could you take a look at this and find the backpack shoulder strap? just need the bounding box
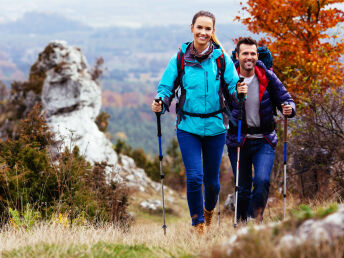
[216,53,237,127]
[176,49,184,74]
[216,53,226,80]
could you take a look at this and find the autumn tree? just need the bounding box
[236,0,344,102]
[236,0,344,199]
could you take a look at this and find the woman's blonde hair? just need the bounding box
[192,11,226,53]
[211,34,226,53]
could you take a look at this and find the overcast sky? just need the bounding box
[0,0,244,27]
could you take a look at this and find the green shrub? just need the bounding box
[0,105,131,227]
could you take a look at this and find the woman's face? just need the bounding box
[191,16,214,49]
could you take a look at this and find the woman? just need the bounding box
[152,10,247,233]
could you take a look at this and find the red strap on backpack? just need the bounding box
[177,49,185,73]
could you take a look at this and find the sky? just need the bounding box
[0,0,244,27]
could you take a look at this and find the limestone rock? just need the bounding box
[223,193,235,212]
[225,205,344,256]
[140,199,163,211]
[34,41,116,168]
[279,205,344,248]
[34,40,174,197]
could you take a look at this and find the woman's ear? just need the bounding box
[191,24,194,33]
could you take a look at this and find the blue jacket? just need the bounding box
[156,42,239,137]
[226,60,296,148]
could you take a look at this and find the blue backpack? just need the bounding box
[231,46,273,70]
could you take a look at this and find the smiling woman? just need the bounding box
[151,10,244,233]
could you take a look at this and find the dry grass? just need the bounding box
[0,194,342,257]
[0,216,237,257]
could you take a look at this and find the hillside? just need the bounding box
[0,12,253,153]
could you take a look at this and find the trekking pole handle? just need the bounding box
[283,101,289,142]
[154,98,162,137]
[237,77,245,100]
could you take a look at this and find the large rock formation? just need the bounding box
[32,41,164,194]
[38,41,116,166]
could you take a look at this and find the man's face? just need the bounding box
[236,44,258,73]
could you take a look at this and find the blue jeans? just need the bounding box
[177,129,225,226]
[227,138,275,221]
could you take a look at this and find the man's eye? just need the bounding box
[206,28,211,31]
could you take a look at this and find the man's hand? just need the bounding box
[152,100,162,113]
[237,81,248,98]
[281,103,292,116]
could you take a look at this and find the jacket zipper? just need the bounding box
[205,71,208,115]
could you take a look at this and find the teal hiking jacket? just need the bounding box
[156,42,239,137]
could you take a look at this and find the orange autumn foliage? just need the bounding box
[236,0,344,103]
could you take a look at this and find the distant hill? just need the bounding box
[0,12,91,34]
[0,12,254,153]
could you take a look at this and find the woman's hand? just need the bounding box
[152,100,162,113]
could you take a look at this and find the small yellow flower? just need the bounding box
[9,217,17,228]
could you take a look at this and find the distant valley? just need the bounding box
[0,12,253,153]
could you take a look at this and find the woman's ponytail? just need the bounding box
[211,34,226,53]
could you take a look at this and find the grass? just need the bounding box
[0,219,233,257]
[3,243,156,258]
[0,194,343,257]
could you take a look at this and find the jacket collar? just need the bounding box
[235,60,269,102]
[182,41,223,62]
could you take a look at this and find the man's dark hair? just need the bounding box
[235,37,258,54]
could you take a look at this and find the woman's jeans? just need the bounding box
[227,138,275,221]
[177,129,225,226]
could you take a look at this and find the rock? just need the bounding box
[140,199,163,211]
[34,40,115,167]
[225,205,344,256]
[279,205,344,248]
[223,193,235,212]
[30,40,177,201]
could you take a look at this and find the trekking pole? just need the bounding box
[283,102,289,220]
[155,99,167,235]
[234,77,244,229]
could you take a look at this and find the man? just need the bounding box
[226,37,296,222]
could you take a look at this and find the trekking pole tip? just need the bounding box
[162,224,167,235]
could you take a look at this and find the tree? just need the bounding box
[236,0,344,102]
[236,0,344,199]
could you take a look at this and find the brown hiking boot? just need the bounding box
[204,208,214,227]
[194,222,205,235]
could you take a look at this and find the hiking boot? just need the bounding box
[204,208,214,227]
[193,222,205,235]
